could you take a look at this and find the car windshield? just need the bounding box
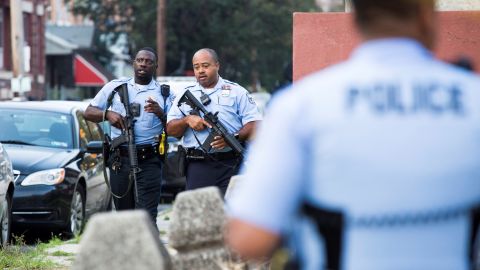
[0,109,73,149]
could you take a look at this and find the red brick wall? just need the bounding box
[293,11,480,81]
[0,0,46,99]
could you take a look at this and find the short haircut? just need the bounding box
[352,0,427,29]
[197,48,219,63]
[136,47,158,62]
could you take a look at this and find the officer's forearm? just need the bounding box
[237,121,258,142]
[226,218,280,261]
[84,105,106,123]
[166,118,189,138]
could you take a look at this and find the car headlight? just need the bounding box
[21,168,65,186]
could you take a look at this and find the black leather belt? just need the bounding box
[186,148,238,161]
[118,144,158,161]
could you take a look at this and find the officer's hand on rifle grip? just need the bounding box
[186,115,212,131]
[211,135,227,150]
[106,110,126,130]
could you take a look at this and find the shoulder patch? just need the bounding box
[247,94,256,105]
[170,93,176,102]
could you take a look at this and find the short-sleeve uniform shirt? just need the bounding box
[90,78,173,145]
[228,39,480,270]
[167,77,262,149]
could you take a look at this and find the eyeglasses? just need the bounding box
[134,58,155,66]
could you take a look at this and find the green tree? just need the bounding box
[67,0,157,69]
[68,0,316,91]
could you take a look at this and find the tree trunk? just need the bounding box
[156,0,167,76]
[250,48,259,92]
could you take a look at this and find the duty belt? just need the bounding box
[185,148,238,161]
[303,203,480,228]
[301,202,480,270]
[118,144,159,161]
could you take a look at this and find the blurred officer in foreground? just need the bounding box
[84,47,172,224]
[167,48,262,195]
[227,1,480,269]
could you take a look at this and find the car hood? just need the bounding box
[3,144,80,174]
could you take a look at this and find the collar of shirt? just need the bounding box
[127,77,158,92]
[350,38,433,64]
[193,76,225,94]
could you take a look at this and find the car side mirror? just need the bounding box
[86,141,103,154]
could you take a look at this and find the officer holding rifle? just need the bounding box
[84,47,172,225]
[167,48,262,195]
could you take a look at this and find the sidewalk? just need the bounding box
[44,204,173,268]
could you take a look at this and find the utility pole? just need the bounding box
[10,0,26,99]
[10,0,25,79]
[156,0,166,77]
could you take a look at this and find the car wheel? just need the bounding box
[68,185,85,236]
[1,193,12,247]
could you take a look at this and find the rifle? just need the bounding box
[109,83,140,202]
[178,90,245,157]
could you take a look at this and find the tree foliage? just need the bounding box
[68,0,317,91]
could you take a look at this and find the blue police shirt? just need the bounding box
[90,77,173,145]
[167,77,262,149]
[228,38,480,270]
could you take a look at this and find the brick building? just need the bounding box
[0,0,47,100]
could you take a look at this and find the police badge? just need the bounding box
[221,84,231,97]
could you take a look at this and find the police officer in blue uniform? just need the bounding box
[167,48,262,195]
[227,1,480,269]
[84,47,172,224]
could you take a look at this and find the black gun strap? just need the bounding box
[102,160,135,199]
[302,202,344,270]
[117,83,129,111]
[469,205,480,267]
[162,94,167,133]
[162,93,169,142]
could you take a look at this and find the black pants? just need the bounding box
[109,156,162,225]
[186,157,241,196]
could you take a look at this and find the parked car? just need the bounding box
[0,142,14,246]
[0,101,111,236]
[161,137,186,201]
